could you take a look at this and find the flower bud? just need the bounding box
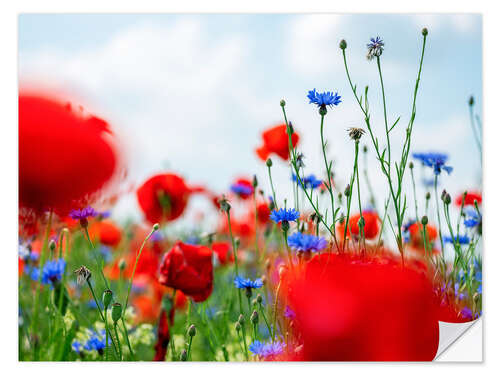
[319,106,327,116]
[422,27,428,36]
[266,158,273,167]
[111,302,122,323]
[256,293,263,304]
[421,215,428,226]
[218,195,231,212]
[250,310,259,325]
[153,223,160,231]
[425,192,431,200]
[238,314,245,325]
[49,239,56,252]
[235,237,240,248]
[409,161,414,169]
[280,99,286,107]
[363,145,368,153]
[102,289,113,309]
[339,39,347,50]
[235,322,241,332]
[188,324,196,337]
[252,175,258,188]
[469,96,474,106]
[281,220,290,232]
[180,349,188,361]
[344,184,351,197]
[441,189,447,201]
[118,258,126,271]
[444,193,451,205]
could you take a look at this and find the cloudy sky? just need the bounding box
[18,14,482,231]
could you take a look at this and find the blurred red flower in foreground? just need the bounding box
[158,241,213,302]
[287,253,439,361]
[19,92,120,216]
[255,124,299,161]
[337,210,380,240]
[230,178,254,199]
[256,202,271,224]
[455,191,482,207]
[137,173,192,224]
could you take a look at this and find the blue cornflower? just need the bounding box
[412,152,453,176]
[249,340,285,359]
[287,232,327,253]
[41,259,66,284]
[444,235,470,245]
[270,208,300,224]
[84,330,109,352]
[292,174,322,189]
[230,182,253,197]
[72,341,82,354]
[307,89,341,109]
[464,208,481,228]
[69,206,98,221]
[234,276,263,290]
[284,305,296,320]
[99,246,112,262]
[367,36,384,60]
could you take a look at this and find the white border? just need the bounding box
[3,0,498,373]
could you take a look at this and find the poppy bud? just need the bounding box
[280,99,286,107]
[444,193,451,205]
[441,189,447,201]
[188,324,196,337]
[288,122,294,135]
[344,184,351,197]
[118,258,126,271]
[235,237,240,248]
[256,293,263,304]
[180,349,188,361]
[252,175,258,188]
[421,216,428,226]
[363,145,368,153]
[238,314,245,325]
[469,96,474,106]
[266,158,273,168]
[409,162,414,169]
[102,289,113,309]
[422,27,428,36]
[49,239,56,252]
[251,310,259,325]
[153,223,160,231]
[111,302,122,323]
[425,192,431,200]
[339,39,347,50]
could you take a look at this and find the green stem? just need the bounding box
[354,142,366,254]
[226,210,243,314]
[113,323,122,360]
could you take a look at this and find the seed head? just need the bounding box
[74,266,91,285]
[347,127,365,141]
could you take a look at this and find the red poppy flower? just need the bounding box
[337,210,380,240]
[158,241,213,302]
[89,220,122,247]
[137,173,191,224]
[212,242,234,265]
[255,124,299,161]
[287,253,439,361]
[408,222,438,250]
[256,202,271,224]
[455,191,482,207]
[19,92,121,216]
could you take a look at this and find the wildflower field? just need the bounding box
[18,23,482,362]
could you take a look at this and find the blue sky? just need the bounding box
[18,14,482,230]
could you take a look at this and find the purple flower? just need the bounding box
[367,36,384,60]
[69,206,97,227]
